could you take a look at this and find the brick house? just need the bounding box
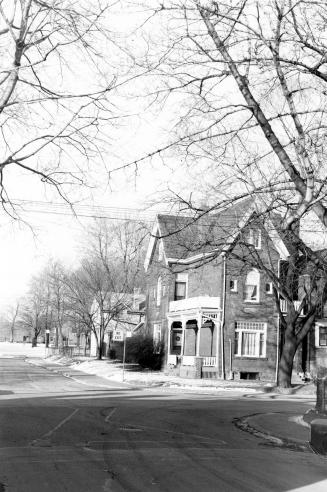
[144,200,294,381]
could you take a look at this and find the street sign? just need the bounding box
[126,331,132,338]
[112,329,124,342]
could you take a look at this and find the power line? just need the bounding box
[8,199,327,233]
[10,199,167,222]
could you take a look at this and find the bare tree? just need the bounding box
[87,219,148,292]
[122,0,327,387]
[63,258,129,360]
[47,260,68,348]
[19,276,50,345]
[0,0,120,212]
[5,301,20,342]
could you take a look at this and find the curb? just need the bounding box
[233,413,310,452]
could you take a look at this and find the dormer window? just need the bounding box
[244,269,260,302]
[248,229,261,250]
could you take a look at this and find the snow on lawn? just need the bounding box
[0,341,46,358]
[43,356,260,393]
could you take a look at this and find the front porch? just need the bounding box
[166,296,222,379]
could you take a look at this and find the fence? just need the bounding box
[46,346,90,358]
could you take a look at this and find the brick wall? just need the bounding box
[223,226,280,381]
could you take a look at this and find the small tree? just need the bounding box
[5,301,20,343]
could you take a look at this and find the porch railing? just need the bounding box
[202,357,217,367]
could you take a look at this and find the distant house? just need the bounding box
[90,291,145,357]
[144,200,296,381]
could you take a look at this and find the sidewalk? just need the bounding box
[244,412,311,445]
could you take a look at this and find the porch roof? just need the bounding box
[168,296,221,315]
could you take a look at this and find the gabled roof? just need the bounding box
[144,199,290,271]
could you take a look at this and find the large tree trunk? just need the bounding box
[97,342,103,360]
[278,331,298,388]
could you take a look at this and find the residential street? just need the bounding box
[0,356,326,492]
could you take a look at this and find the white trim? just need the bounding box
[167,250,217,266]
[144,221,167,272]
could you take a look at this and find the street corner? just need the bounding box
[233,411,311,452]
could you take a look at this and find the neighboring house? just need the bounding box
[144,200,296,381]
[90,291,145,357]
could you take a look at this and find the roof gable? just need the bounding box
[144,199,290,271]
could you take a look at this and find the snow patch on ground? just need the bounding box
[42,356,260,393]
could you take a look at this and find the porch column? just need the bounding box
[167,318,172,355]
[216,317,220,372]
[181,317,186,357]
[196,311,202,357]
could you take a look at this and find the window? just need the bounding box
[153,323,162,344]
[234,321,266,357]
[244,269,260,302]
[158,240,164,261]
[156,276,162,307]
[230,279,238,292]
[248,229,261,249]
[265,282,273,294]
[174,273,188,301]
[315,325,327,347]
[320,327,327,346]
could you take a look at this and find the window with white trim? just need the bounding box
[315,324,327,347]
[234,321,266,357]
[244,269,260,302]
[265,282,273,294]
[156,276,162,307]
[153,323,162,344]
[248,229,262,249]
[230,279,238,292]
[174,273,188,301]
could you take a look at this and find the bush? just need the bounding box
[126,335,164,370]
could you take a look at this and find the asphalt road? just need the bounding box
[0,357,326,492]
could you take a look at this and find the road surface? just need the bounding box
[0,356,326,491]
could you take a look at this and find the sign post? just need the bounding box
[112,330,132,381]
[122,331,132,382]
